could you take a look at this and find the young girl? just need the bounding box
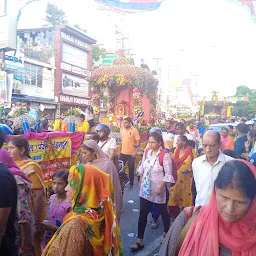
[42,170,71,248]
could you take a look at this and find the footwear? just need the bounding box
[130,242,144,252]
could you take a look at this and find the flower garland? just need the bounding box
[90,57,158,122]
[133,88,142,116]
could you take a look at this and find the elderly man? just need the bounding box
[192,130,233,206]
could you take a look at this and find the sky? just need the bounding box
[2,0,256,99]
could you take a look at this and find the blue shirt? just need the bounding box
[234,135,247,159]
[29,108,39,124]
[198,125,206,135]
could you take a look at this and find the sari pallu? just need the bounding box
[179,160,256,256]
[16,159,46,256]
[169,146,195,215]
[43,164,123,256]
[83,140,123,222]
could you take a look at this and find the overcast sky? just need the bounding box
[3,0,256,98]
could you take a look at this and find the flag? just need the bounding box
[232,0,256,21]
[169,80,180,87]
[182,78,193,103]
[238,0,256,16]
[95,0,163,13]
[181,78,191,87]
[227,106,231,117]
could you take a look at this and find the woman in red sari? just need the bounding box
[168,135,196,217]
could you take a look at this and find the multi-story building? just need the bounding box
[4,24,96,117]
[54,24,95,112]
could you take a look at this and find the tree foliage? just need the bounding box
[73,24,87,33]
[235,85,252,97]
[44,3,66,27]
[92,45,106,63]
[232,85,256,117]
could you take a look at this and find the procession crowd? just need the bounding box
[1,115,256,256]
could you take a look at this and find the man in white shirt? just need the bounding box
[173,122,193,148]
[192,130,233,206]
[96,124,117,160]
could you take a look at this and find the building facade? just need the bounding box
[54,25,96,113]
[6,25,95,117]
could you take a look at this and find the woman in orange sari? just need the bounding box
[8,137,46,256]
[42,164,123,256]
[168,135,196,217]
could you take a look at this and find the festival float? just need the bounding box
[199,91,232,121]
[89,56,158,126]
[0,106,86,186]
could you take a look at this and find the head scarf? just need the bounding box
[83,140,108,159]
[43,164,123,256]
[83,140,123,222]
[179,159,256,256]
[0,148,31,183]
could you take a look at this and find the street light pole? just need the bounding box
[1,0,8,71]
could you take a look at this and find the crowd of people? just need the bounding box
[1,115,256,255]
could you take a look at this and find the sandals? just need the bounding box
[130,242,145,251]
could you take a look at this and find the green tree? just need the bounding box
[232,101,250,116]
[232,86,256,117]
[73,24,87,33]
[44,3,66,27]
[92,45,106,64]
[235,85,252,97]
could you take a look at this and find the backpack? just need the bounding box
[144,148,177,183]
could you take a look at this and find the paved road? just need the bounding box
[120,179,165,256]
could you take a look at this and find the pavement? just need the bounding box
[120,179,164,256]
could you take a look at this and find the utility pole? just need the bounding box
[153,57,162,80]
[1,0,8,71]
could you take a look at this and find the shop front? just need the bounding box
[54,25,95,113]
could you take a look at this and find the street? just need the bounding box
[120,179,164,256]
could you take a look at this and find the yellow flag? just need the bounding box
[227,106,231,117]
[169,80,180,87]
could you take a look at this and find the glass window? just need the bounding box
[24,62,43,88]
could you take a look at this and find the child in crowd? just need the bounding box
[42,170,71,248]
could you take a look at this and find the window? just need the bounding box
[24,62,43,88]
[62,43,88,69]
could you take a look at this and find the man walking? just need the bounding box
[120,117,140,190]
[192,130,233,206]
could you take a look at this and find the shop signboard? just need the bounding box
[0,71,7,104]
[59,94,90,106]
[0,14,17,51]
[60,62,91,78]
[62,73,89,97]
[61,31,91,50]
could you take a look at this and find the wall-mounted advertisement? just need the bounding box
[0,71,7,104]
[62,73,89,97]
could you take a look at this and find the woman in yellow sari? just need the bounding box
[42,164,123,256]
[8,137,46,256]
[168,135,196,217]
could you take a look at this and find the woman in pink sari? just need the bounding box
[158,159,256,256]
[0,148,34,256]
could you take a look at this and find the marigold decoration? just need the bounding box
[90,57,158,121]
[12,108,36,130]
[132,88,142,115]
[62,107,81,125]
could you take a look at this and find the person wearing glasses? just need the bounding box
[192,130,233,206]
